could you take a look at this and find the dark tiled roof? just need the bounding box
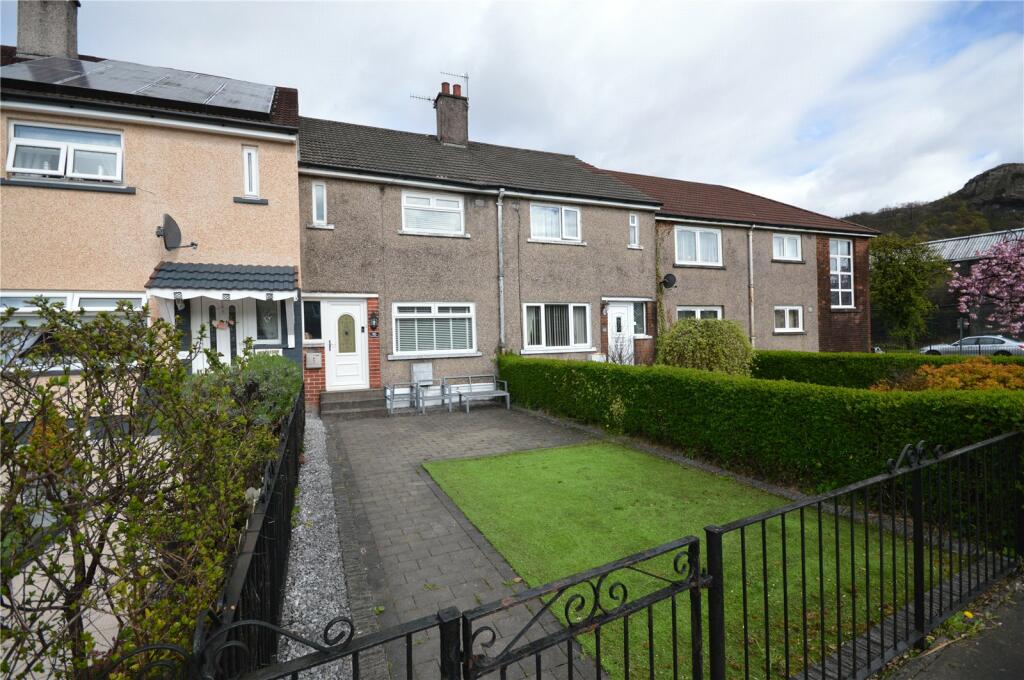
[298,117,659,205]
[602,169,878,235]
[145,262,298,290]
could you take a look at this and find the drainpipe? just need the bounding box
[497,188,507,349]
[747,226,756,348]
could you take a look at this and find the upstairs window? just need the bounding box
[401,191,464,235]
[829,238,854,307]
[524,303,590,350]
[772,233,801,261]
[674,225,722,266]
[530,204,581,242]
[393,303,475,355]
[242,146,260,197]
[312,182,328,226]
[628,213,640,247]
[6,122,123,182]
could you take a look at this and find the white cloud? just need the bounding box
[1,0,1020,216]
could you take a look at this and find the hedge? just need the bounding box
[498,355,1024,491]
[753,350,1024,389]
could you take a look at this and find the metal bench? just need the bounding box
[442,374,510,413]
[385,382,425,415]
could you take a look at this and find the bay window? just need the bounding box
[393,303,476,355]
[523,303,590,350]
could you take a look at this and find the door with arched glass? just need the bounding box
[324,300,369,390]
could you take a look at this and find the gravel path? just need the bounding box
[279,415,352,680]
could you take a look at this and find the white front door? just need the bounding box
[192,296,242,369]
[607,303,634,365]
[325,300,369,390]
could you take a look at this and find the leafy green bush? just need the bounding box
[753,350,1024,389]
[189,349,302,430]
[497,355,1024,490]
[656,319,754,376]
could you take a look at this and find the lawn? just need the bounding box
[426,442,925,680]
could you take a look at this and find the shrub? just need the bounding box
[873,357,1024,392]
[497,355,1024,490]
[753,350,1024,389]
[188,349,302,431]
[656,319,753,376]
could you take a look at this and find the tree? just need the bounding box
[948,236,1024,336]
[0,300,276,678]
[869,234,949,347]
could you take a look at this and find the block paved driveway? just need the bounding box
[322,408,599,680]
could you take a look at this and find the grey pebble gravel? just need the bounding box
[278,415,352,680]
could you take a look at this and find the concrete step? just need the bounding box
[319,388,385,405]
[319,403,388,419]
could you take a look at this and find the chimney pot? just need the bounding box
[453,84,462,97]
[441,82,451,95]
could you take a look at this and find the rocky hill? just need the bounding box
[843,163,1024,239]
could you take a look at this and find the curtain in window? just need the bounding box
[545,305,570,347]
[13,145,61,171]
[530,205,561,239]
[526,306,542,345]
[699,231,719,263]
[677,230,697,261]
[573,306,588,344]
[562,210,579,239]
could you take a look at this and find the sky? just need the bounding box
[2,0,1021,217]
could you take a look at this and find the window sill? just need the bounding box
[673,263,725,270]
[1,177,136,194]
[830,306,860,313]
[234,196,269,205]
[527,238,587,246]
[520,346,597,355]
[773,330,807,336]
[771,258,805,264]
[303,340,325,347]
[634,334,653,340]
[627,245,643,250]
[307,223,335,230]
[387,351,482,361]
[398,230,470,239]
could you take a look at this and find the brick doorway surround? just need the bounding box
[303,296,382,409]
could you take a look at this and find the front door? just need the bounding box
[325,300,369,390]
[607,303,634,365]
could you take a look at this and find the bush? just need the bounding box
[656,319,753,376]
[753,350,1024,389]
[497,355,1024,490]
[189,349,302,430]
[873,357,1024,391]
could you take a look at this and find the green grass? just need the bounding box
[426,442,934,680]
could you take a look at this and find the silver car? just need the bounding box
[920,335,1024,356]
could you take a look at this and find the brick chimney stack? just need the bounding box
[434,81,468,147]
[17,0,79,59]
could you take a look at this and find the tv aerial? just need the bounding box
[155,214,198,250]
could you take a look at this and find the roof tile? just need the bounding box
[145,262,298,291]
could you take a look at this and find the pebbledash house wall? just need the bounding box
[297,174,659,398]
[656,223,820,351]
[816,235,872,352]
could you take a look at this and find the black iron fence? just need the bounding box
[103,429,1022,680]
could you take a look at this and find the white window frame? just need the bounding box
[391,302,477,357]
[254,298,281,345]
[529,203,582,243]
[676,305,723,320]
[400,190,465,236]
[522,303,591,351]
[632,302,647,336]
[628,213,640,248]
[829,238,855,308]
[772,233,802,262]
[242,145,260,197]
[774,305,804,333]
[311,181,329,227]
[674,225,723,266]
[6,120,123,182]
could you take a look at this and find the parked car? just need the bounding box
[920,335,1024,356]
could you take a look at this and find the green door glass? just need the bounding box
[337,314,356,353]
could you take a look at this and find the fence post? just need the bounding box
[438,606,462,680]
[705,527,726,680]
[1014,433,1024,559]
[911,465,927,649]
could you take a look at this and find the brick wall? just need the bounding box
[816,236,872,352]
[367,297,382,389]
[600,300,658,364]
[303,346,325,409]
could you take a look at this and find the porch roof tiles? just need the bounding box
[145,262,298,291]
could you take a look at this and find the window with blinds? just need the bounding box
[393,303,475,355]
[523,303,590,349]
[401,191,464,235]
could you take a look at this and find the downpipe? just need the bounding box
[497,188,507,349]
[747,226,756,348]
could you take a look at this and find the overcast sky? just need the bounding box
[2,1,1021,216]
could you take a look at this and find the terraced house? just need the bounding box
[0,1,302,372]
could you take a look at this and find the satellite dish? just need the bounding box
[661,273,677,289]
[155,214,197,250]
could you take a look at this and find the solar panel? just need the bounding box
[1,56,275,115]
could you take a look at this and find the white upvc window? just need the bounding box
[401,191,465,235]
[829,238,855,308]
[529,203,581,242]
[677,305,723,320]
[772,233,802,261]
[632,302,647,335]
[674,225,722,266]
[774,305,804,333]
[311,181,328,226]
[393,303,476,355]
[242,145,260,197]
[255,299,280,344]
[6,121,123,182]
[628,213,640,248]
[523,303,590,350]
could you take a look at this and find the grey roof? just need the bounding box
[925,228,1023,262]
[298,117,659,205]
[145,262,298,290]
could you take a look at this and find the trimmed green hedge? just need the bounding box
[498,355,1024,490]
[753,350,1024,389]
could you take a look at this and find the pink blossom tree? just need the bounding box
[948,236,1024,336]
